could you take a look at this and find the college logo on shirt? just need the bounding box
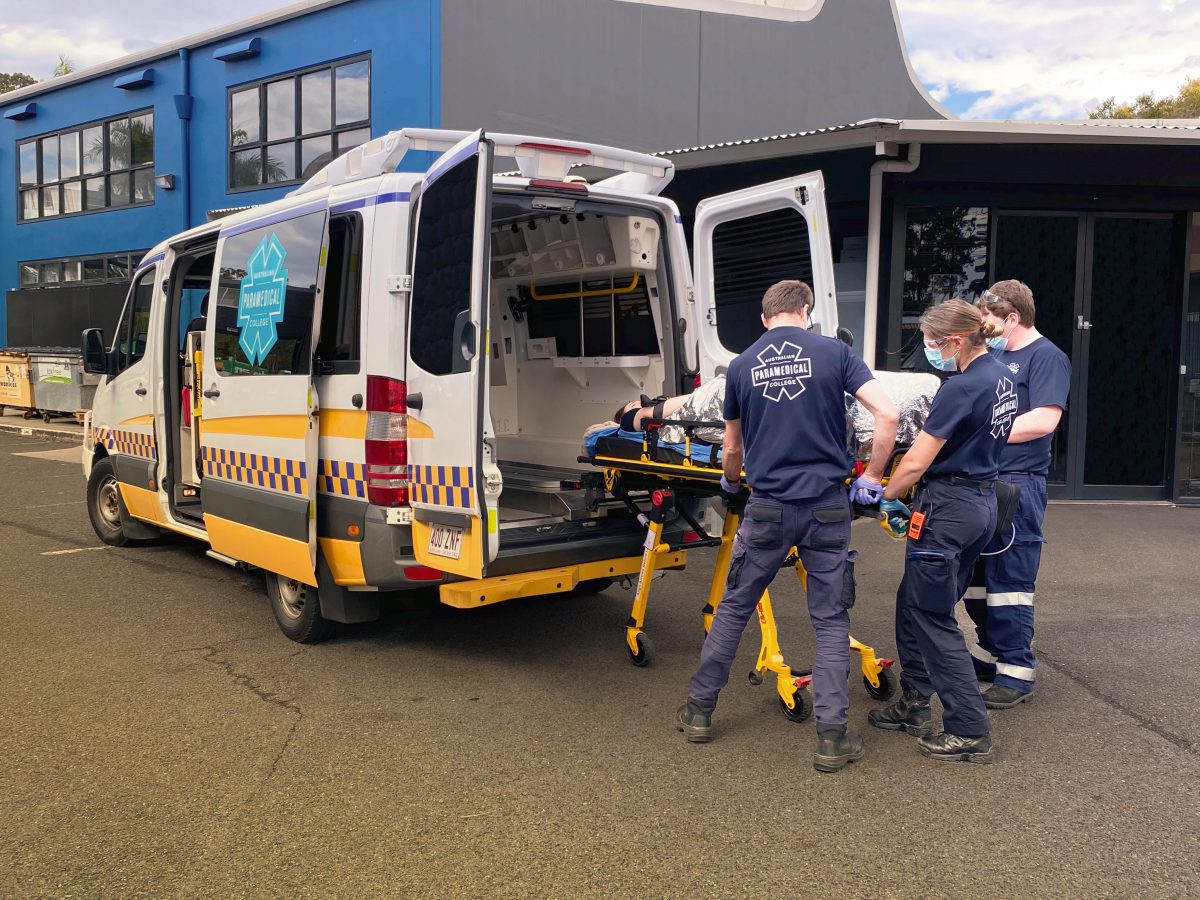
[1008,362,1020,374]
[991,376,1018,438]
[751,341,811,402]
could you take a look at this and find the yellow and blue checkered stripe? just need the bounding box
[319,460,366,499]
[409,464,474,508]
[201,447,308,496]
[93,427,157,461]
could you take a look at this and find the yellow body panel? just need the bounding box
[412,517,485,579]
[439,552,687,609]
[406,415,434,440]
[200,414,309,439]
[118,483,165,524]
[117,414,156,426]
[318,537,367,586]
[318,409,367,440]
[204,514,316,587]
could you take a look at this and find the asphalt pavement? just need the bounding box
[1,429,1197,898]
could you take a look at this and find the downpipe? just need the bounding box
[864,142,921,369]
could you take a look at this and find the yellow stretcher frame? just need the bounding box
[589,442,898,723]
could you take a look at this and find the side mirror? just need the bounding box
[82,328,108,375]
[837,327,855,348]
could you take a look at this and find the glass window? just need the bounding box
[63,261,82,282]
[41,185,60,217]
[300,135,332,179]
[62,181,83,214]
[82,125,104,174]
[40,136,59,183]
[83,258,106,281]
[130,114,153,166]
[108,118,131,169]
[115,269,156,372]
[316,214,364,372]
[84,177,106,210]
[300,69,331,134]
[227,56,370,190]
[19,141,37,186]
[109,172,131,206]
[60,131,80,178]
[410,154,479,376]
[230,89,259,145]
[19,264,38,286]
[214,211,328,376]
[21,190,39,220]
[133,169,154,203]
[334,60,369,126]
[266,79,295,142]
[41,262,60,284]
[107,257,130,281]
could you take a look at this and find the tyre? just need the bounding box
[627,631,654,667]
[86,457,131,547]
[266,572,334,643]
[864,667,899,701]
[780,690,814,723]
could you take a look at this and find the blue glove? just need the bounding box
[850,474,884,505]
[880,498,911,518]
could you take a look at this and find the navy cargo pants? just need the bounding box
[689,484,855,726]
[896,478,995,737]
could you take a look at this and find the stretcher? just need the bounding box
[580,417,900,724]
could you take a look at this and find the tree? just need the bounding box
[1091,77,1200,119]
[53,55,74,77]
[0,72,37,95]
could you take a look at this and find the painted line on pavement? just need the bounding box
[41,546,112,556]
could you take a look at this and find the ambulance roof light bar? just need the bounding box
[290,128,675,197]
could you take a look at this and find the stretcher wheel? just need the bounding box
[628,632,654,667]
[748,669,764,686]
[779,690,813,723]
[864,667,898,701]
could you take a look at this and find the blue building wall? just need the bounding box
[0,0,441,346]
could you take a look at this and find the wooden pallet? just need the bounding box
[75,409,88,426]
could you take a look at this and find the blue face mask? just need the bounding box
[986,335,1008,352]
[924,345,958,372]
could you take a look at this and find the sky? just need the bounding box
[0,0,1197,119]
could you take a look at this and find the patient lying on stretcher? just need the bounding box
[582,370,939,464]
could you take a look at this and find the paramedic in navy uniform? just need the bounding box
[869,299,1016,763]
[965,280,1071,708]
[676,280,900,774]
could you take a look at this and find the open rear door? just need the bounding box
[200,208,328,586]
[692,171,837,378]
[405,131,495,579]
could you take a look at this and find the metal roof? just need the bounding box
[657,117,1200,168]
[0,0,355,105]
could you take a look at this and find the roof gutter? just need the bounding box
[864,140,920,369]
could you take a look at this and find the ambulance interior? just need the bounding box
[484,193,683,530]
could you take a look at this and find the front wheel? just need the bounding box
[780,690,814,723]
[266,572,334,643]
[86,457,130,547]
[864,668,898,701]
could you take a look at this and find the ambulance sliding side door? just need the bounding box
[199,209,329,586]
[404,131,496,580]
[691,171,837,379]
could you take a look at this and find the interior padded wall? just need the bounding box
[6,285,128,348]
[439,0,943,152]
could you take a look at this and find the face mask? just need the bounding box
[924,345,958,372]
[987,319,1017,352]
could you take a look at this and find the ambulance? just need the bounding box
[80,128,839,641]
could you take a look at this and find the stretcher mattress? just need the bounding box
[584,426,720,466]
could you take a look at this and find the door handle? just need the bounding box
[134,386,147,396]
[406,392,423,411]
[202,387,221,399]
[1076,315,1093,331]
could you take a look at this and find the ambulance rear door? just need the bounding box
[691,171,837,379]
[199,207,329,586]
[403,131,496,579]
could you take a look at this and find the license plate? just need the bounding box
[428,523,464,560]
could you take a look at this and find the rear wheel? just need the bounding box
[266,572,334,643]
[87,457,130,547]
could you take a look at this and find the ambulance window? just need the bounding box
[409,154,478,376]
[316,213,362,374]
[114,269,155,372]
[712,207,812,353]
[213,211,327,376]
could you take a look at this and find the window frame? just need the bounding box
[113,266,157,375]
[16,251,150,290]
[225,54,372,194]
[15,109,155,224]
[316,212,365,375]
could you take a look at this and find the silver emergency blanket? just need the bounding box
[658,374,726,445]
[846,370,940,459]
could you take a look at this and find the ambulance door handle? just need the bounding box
[203,387,221,399]
[1076,315,1092,331]
[134,386,147,396]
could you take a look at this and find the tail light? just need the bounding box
[365,375,409,507]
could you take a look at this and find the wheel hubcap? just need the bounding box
[97,477,121,529]
[276,577,307,620]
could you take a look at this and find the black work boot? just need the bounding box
[917,731,994,764]
[867,683,933,736]
[676,700,714,743]
[813,723,865,774]
[982,684,1034,709]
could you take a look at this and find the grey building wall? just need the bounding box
[439,0,944,151]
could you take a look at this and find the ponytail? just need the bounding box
[920,298,991,348]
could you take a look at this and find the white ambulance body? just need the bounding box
[80,129,838,640]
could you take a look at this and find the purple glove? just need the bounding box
[720,474,741,494]
[851,474,884,505]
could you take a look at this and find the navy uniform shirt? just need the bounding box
[724,326,873,501]
[994,337,1071,475]
[923,353,1018,481]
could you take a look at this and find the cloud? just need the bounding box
[895,0,1200,119]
